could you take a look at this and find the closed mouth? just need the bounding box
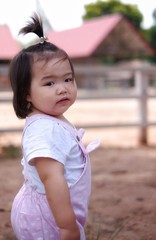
[57,97,69,103]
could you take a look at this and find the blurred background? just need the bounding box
[1,1,156,239]
[1,0,156,148]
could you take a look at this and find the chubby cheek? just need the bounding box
[27,91,43,110]
[28,85,46,103]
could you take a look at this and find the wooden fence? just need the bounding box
[1,63,156,145]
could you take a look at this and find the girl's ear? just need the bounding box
[26,94,31,102]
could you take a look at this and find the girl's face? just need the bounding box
[27,57,77,118]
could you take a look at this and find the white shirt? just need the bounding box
[21,114,85,193]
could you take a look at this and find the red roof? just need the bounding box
[47,14,122,58]
[0,25,20,60]
[47,14,153,58]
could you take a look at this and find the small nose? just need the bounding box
[56,83,67,94]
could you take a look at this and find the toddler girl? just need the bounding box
[10,13,99,240]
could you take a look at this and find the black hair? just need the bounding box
[9,12,75,119]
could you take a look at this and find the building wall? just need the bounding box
[0,64,10,90]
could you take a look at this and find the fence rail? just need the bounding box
[1,63,156,145]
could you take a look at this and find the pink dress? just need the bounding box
[11,115,99,240]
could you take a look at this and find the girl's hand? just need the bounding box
[60,223,80,240]
[34,157,80,240]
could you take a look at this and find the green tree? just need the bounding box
[152,9,156,25]
[140,9,156,61]
[83,0,143,29]
[141,26,156,62]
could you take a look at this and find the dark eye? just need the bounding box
[45,82,54,86]
[65,78,73,83]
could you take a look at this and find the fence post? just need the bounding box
[135,70,148,145]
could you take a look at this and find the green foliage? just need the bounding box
[152,9,156,25]
[140,26,156,62]
[0,144,21,159]
[148,26,156,50]
[83,0,143,29]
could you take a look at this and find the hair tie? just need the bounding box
[39,36,48,44]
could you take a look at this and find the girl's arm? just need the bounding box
[34,157,80,240]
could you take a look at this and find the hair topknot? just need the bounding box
[19,12,44,38]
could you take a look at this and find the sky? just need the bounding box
[0,0,155,43]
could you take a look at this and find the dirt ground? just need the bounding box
[1,97,156,239]
[1,146,156,240]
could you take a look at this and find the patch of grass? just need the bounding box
[0,144,21,159]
